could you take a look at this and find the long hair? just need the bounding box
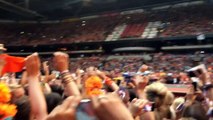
[144,82,168,107]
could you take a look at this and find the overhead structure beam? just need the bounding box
[25,0,29,9]
[0,0,45,19]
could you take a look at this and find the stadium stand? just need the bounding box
[0,4,213,46]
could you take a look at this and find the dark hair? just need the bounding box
[45,92,63,113]
[50,85,64,96]
[128,88,138,101]
[182,101,208,120]
[14,96,31,120]
[146,90,164,102]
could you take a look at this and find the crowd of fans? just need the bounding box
[0,4,213,46]
[0,4,213,120]
[67,53,212,73]
[160,5,213,37]
[0,51,212,120]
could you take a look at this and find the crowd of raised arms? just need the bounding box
[0,51,212,120]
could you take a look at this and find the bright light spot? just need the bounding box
[200,51,205,54]
[80,54,84,57]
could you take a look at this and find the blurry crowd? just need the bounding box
[0,4,213,46]
[0,51,212,120]
[0,3,213,120]
[66,52,212,71]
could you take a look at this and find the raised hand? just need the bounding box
[53,52,80,96]
[133,75,149,90]
[43,61,49,73]
[46,96,81,120]
[53,52,69,72]
[91,93,134,120]
[25,53,41,77]
[129,98,149,118]
[138,64,149,72]
[26,53,47,120]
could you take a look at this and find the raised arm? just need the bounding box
[97,70,119,91]
[26,53,47,120]
[53,52,80,96]
[20,71,28,85]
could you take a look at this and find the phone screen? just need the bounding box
[118,90,126,99]
[143,103,155,112]
[52,71,60,78]
[176,103,184,111]
[76,99,98,120]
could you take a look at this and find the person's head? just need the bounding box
[14,96,31,120]
[50,84,64,96]
[163,91,175,107]
[182,101,208,120]
[144,82,168,108]
[128,88,138,101]
[171,97,185,112]
[45,92,63,113]
[170,97,185,120]
[157,91,175,120]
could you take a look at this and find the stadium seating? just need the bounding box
[120,24,147,38]
[0,4,213,46]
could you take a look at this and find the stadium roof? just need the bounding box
[0,0,205,20]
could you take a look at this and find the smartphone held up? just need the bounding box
[76,99,98,120]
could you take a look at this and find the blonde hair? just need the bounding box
[144,82,168,119]
[144,82,168,96]
[171,97,185,110]
[169,97,185,120]
[144,83,177,120]
[164,91,175,105]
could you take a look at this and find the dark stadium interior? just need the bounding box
[0,0,202,20]
[0,0,211,56]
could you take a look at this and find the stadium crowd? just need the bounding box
[0,49,212,120]
[0,4,213,46]
[0,3,213,120]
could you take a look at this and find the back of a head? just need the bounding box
[182,101,208,120]
[163,91,175,106]
[45,92,63,113]
[156,91,175,120]
[144,82,168,107]
[14,96,31,120]
[50,85,64,96]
